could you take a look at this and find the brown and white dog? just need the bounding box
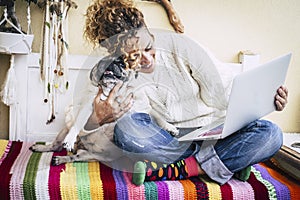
[30,55,179,165]
[30,56,130,165]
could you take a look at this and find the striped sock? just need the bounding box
[132,156,199,185]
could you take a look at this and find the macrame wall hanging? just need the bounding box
[38,0,77,124]
[0,0,35,106]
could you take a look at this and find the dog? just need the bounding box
[30,55,179,165]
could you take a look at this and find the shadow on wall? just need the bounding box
[0,54,10,139]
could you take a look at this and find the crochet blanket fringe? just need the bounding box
[0,140,299,200]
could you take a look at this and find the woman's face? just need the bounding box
[126,28,156,74]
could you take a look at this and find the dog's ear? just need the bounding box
[111,57,127,78]
[90,58,109,86]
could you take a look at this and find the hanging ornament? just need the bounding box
[38,0,77,124]
[0,55,17,106]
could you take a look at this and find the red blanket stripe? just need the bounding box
[0,141,22,200]
[100,162,117,200]
[48,150,67,200]
[247,172,270,200]
[220,182,233,200]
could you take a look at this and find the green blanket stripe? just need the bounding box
[23,151,42,200]
[144,181,158,200]
[74,162,92,200]
[251,166,277,200]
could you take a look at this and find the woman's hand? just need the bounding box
[275,85,288,111]
[95,81,133,125]
[85,81,133,130]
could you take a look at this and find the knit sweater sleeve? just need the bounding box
[171,34,228,111]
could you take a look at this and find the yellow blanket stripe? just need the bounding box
[200,177,222,200]
[60,162,79,200]
[88,162,104,200]
[0,139,9,156]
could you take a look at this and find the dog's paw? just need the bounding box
[51,155,71,165]
[29,143,59,152]
[164,123,179,137]
[29,144,43,152]
[51,156,62,166]
[169,129,179,137]
[63,142,73,152]
[29,145,36,152]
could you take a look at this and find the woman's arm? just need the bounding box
[175,34,228,110]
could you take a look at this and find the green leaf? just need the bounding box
[47,82,51,93]
[45,22,50,29]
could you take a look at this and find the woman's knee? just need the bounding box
[113,114,135,150]
[113,112,172,153]
[216,120,283,171]
[255,120,283,152]
[114,113,159,139]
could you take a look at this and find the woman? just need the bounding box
[83,0,288,186]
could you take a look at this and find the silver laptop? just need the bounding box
[178,53,292,141]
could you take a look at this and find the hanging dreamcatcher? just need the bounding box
[39,0,77,124]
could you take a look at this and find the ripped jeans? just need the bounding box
[113,112,283,184]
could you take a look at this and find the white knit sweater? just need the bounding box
[130,30,233,128]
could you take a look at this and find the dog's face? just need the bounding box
[90,55,134,99]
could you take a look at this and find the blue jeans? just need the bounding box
[114,112,283,184]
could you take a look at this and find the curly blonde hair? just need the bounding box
[84,0,147,70]
[84,0,146,49]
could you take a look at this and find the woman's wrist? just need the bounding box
[84,112,102,131]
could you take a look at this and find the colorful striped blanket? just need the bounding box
[0,140,299,200]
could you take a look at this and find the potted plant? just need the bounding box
[0,0,37,54]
